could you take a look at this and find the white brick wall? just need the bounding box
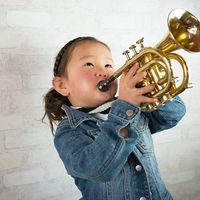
[0,0,199,200]
[7,11,51,28]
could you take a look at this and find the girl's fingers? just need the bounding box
[136,84,155,95]
[125,62,140,80]
[134,84,158,103]
[137,95,158,104]
[128,71,147,87]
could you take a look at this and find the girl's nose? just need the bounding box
[95,72,107,78]
[94,68,108,78]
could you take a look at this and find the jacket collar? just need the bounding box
[61,104,101,128]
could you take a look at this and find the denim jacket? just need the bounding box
[54,96,186,200]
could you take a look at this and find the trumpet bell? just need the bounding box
[156,9,200,53]
[97,9,200,111]
[169,9,200,52]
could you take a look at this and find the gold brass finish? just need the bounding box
[97,9,200,111]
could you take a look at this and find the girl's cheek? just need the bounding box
[72,72,94,91]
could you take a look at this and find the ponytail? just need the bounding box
[42,88,70,135]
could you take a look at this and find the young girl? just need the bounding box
[43,36,186,200]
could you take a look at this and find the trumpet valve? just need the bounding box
[122,50,131,61]
[136,37,145,49]
[157,78,167,85]
[129,44,138,56]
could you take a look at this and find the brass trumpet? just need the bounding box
[98,9,200,111]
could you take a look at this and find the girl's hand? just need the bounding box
[118,62,158,107]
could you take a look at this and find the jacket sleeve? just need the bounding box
[143,96,186,133]
[54,99,147,182]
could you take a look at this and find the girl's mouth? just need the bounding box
[97,79,110,92]
[97,75,116,92]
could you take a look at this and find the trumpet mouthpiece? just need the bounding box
[97,80,110,92]
[97,76,116,92]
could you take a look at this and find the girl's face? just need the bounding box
[64,41,118,108]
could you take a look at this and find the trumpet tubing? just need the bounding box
[98,9,200,111]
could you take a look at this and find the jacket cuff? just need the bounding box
[109,99,141,123]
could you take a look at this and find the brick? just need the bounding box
[179,155,200,171]
[0,189,19,200]
[45,163,66,180]
[20,106,54,131]
[0,0,26,5]
[3,168,45,187]
[50,9,99,30]
[155,139,200,159]
[0,115,23,131]
[21,180,72,200]
[0,91,16,115]
[0,54,12,72]
[181,124,200,140]
[5,129,52,149]
[0,89,44,115]
[0,29,23,48]
[9,53,53,74]
[0,133,4,153]
[0,53,53,74]
[23,73,51,89]
[164,169,196,185]
[0,9,6,26]
[167,179,200,199]
[30,0,78,9]
[153,128,182,145]
[7,11,50,28]
[27,148,59,165]
[0,152,24,171]
[0,72,22,91]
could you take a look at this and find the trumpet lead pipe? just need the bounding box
[97,60,138,92]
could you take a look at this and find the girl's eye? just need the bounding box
[105,64,113,68]
[84,62,94,67]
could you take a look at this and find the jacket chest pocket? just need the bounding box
[83,120,101,140]
[86,128,100,140]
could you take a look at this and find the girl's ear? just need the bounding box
[52,77,69,96]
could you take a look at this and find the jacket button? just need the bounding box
[126,109,134,116]
[139,197,146,200]
[135,165,142,172]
